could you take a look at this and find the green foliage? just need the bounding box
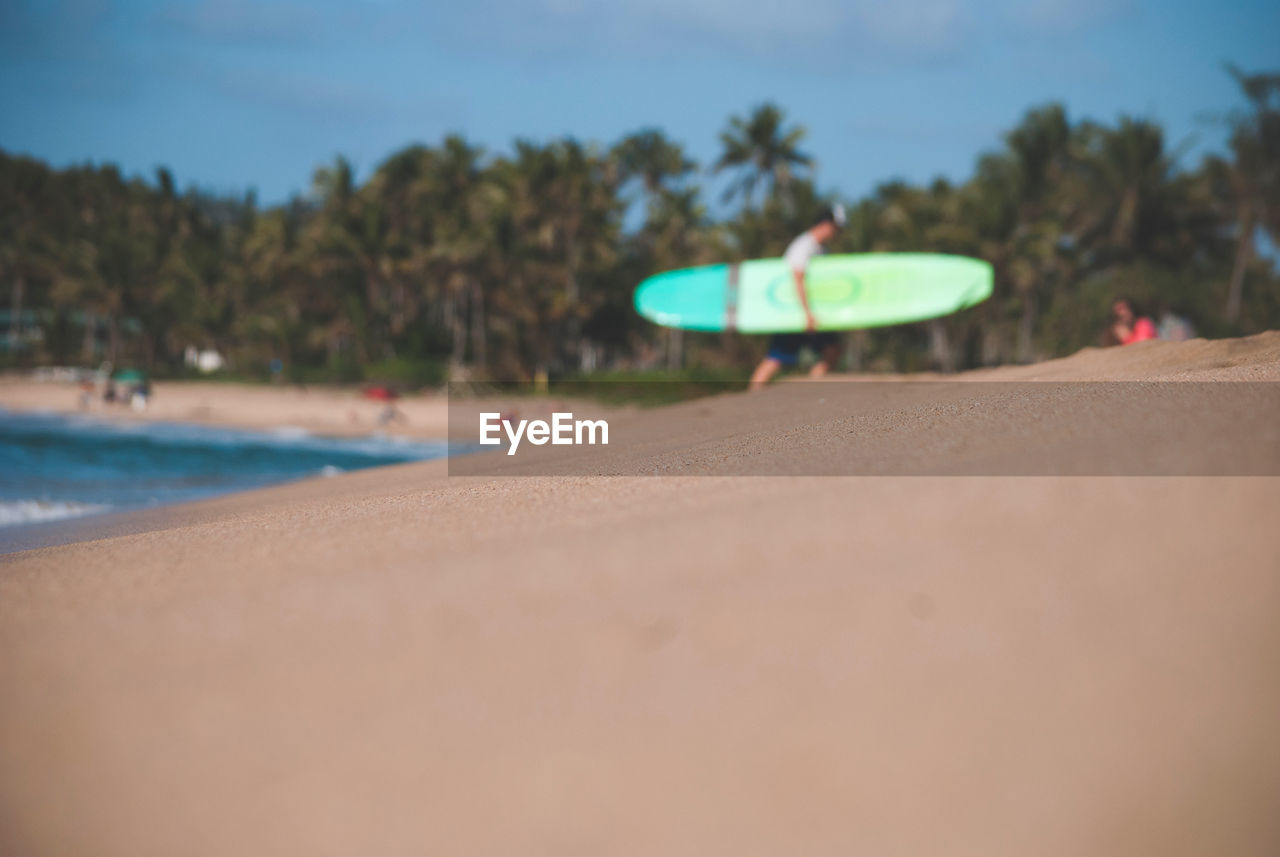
[1,69,1278,382]
[714,102,813,211]
[362,357,448,388]
[552,368,749,406]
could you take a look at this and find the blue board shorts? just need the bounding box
[767,332,840,366]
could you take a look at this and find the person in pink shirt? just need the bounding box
[1108,299,1156,345]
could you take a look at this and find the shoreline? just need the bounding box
[0,376,455,440]
[0,375,639,445]
[4,332,1279,551]
[3,333,1280,856]
[0,403,458,553]
[5,331,1277,441]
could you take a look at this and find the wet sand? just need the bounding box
[2,334,1279,856]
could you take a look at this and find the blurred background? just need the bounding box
[1,0,1277,383]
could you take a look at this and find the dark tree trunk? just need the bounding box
[845,329,868,372]
[564,233,581,373]
[108,316,120,364]
[982,327,1003,367]
[1016,292,1036,365]
[391,281,407,336]
[929,320,955,373]
[471,283,486,368]
[1225,209,1253,323]
[667,328,683,370]
[8,274,23,362]
[1111,186,1139,248]
[448,292,465,367]
[82,311,96,363]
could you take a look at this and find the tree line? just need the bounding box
[2,67,1277,382]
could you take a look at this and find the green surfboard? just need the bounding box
[634,253,993,333]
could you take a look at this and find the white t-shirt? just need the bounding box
[784,231,823,273]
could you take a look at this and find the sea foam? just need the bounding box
[0,500,111,528]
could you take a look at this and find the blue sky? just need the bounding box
[1,0,1276,206]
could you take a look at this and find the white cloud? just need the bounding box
[856,1,970,58]
[611,0,847,43]
[435,0,973,65]
[1007,0,1141,35]
[210,67,394,121]
[1,0,116,59]
[156,0,330,46]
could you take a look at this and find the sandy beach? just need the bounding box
[3,334,1280,856]
[0,377,456,440]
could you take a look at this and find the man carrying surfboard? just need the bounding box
[749,204,847,390]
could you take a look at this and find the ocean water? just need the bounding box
[0,408,451,534]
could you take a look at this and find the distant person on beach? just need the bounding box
[365,385,407,427]
[1157,311,1195,342]
[129,378,151,412]
[1105,299,1156,346]
[749,205,847,391]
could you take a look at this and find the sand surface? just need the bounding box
[3,334,1280,856]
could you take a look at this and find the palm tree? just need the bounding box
[1002,104,1074,362]
[713,103,812,210]
[613,129,696,203]
[488,139,621,375]
[1074,117,1172,255]
[430,135,490,369]
[301,156,374,367]
[1007,104,1071,211]
[367,144,438,346]
[1221,65,1280,321]
[642,186,718,370]
[0,154,55,364]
